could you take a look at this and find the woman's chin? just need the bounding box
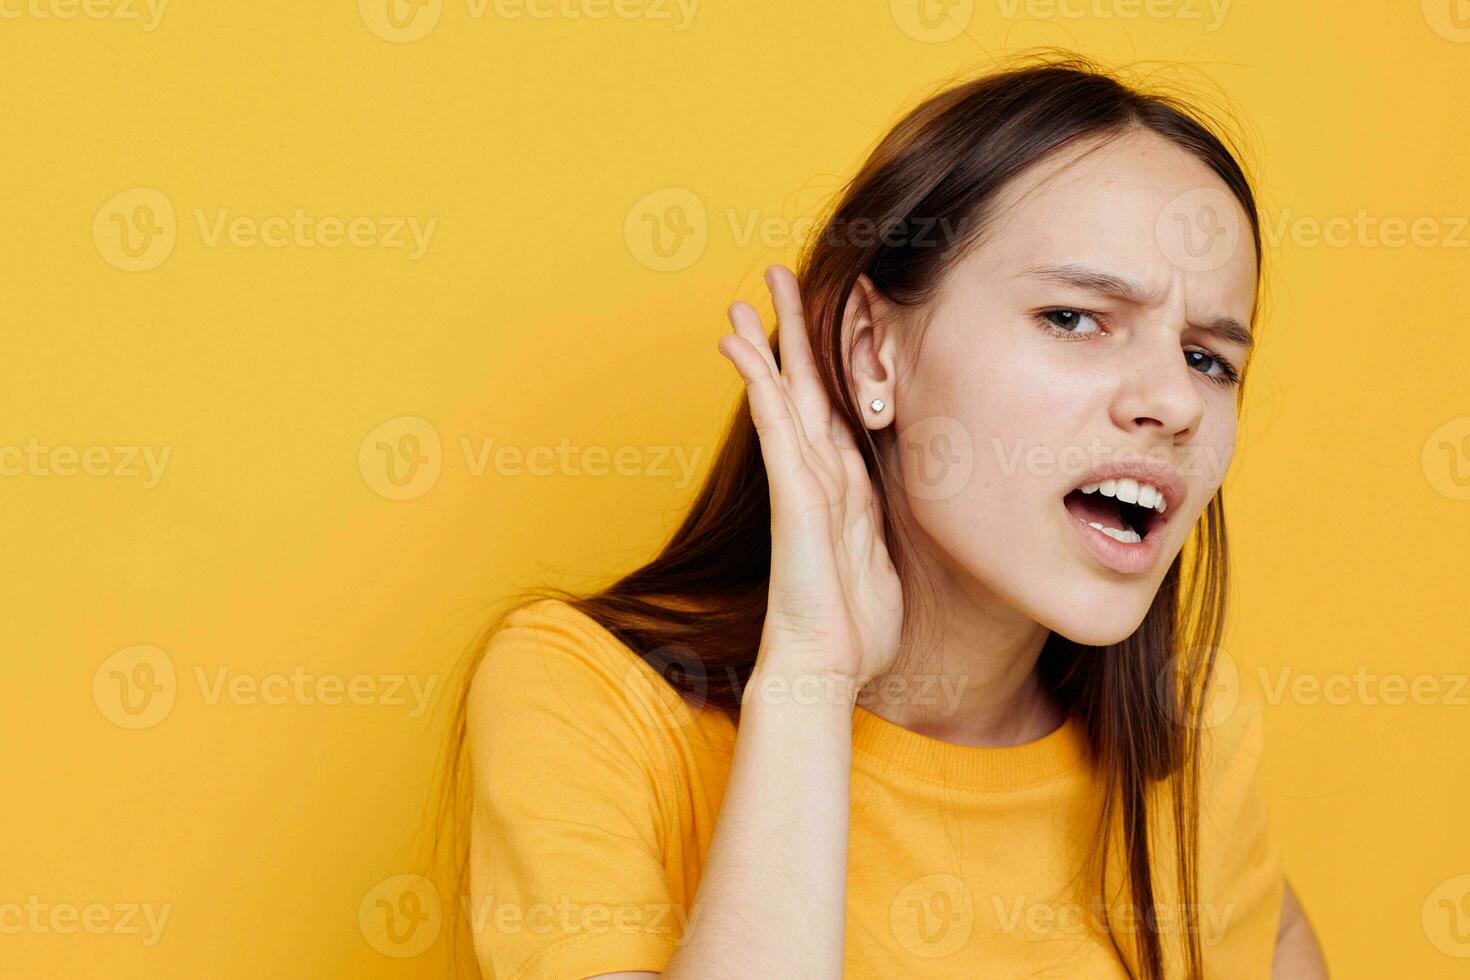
[1039,599,1151,648]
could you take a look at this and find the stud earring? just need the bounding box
[870,398,885,413]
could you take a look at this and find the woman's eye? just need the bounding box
[1185,349,1241,386]
[1039,308,1102,336]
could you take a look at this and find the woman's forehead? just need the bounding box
[945,130,1258,305]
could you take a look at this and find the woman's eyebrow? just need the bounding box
[1019,262,1254,353]
[1020,262,1158,305]
[1193,313,1255,354]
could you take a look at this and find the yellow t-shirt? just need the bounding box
[467,598,1284,979]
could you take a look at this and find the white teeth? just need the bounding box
[1087,521,1142,544]
[1078,478,1169,515]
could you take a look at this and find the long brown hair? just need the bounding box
[432,50,1262,980]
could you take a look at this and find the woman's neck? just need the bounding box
[859,555,1066,748]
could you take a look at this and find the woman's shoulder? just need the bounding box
[467,595,725,753]
[478,597,683,695]
[491,595,630,661]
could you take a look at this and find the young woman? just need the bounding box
[443,54,1330,979]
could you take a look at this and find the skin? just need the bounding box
[581,126,1326,979]
[845,126,1252,742]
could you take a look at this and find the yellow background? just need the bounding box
[3,0,1467,976]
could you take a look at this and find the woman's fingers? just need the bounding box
[717,330,812,511]
[723,275,857,523]
[760,265,846,500]
[726,300,779,376]
[765,265,833,435]
[728,297,820,463]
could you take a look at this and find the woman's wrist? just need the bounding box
[744,653,862,713]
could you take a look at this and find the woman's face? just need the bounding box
[868,127,1257,646]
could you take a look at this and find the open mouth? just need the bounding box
[1062,482,1165,544]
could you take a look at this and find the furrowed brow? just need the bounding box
[1019,263,1158,305]
[1193,314,1255,355]
[1020,262,1254,354]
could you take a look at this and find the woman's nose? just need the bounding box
[1107,330,1208,440]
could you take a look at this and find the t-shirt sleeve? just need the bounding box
[466,600,683,980]
[1196,684,1286,979]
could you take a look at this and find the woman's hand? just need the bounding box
[717,264,903,688]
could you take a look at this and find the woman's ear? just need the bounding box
[844,274,900,431]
